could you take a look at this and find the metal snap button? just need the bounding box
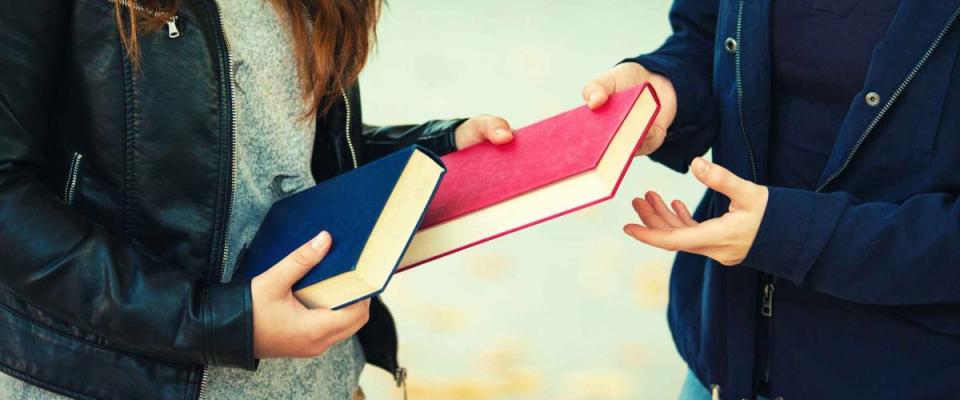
[865,92,881,106]
[725,37,738,53]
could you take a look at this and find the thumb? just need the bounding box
[264,231,332,291]
[582,73,616,109]
[480,116,514,145]
[690,158,760,208]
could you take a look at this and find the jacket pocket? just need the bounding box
[63,152,84,206]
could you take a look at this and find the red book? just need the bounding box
[398,83,660,271]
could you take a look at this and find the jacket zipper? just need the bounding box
[733,0,774,393]
[299,2,358,173]
[340,88,359,170]
[64,153,84,206]
[105,0,180,38]
[760,278,775,387]
[198,0,238,398]
[296,1,358,171]
[734,0,757,183]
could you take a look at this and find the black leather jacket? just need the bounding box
[0,1,461,399]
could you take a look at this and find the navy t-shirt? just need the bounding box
[769,0,902,189]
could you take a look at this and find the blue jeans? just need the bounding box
[679,370,771,400]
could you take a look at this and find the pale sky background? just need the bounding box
[358,1,704,398]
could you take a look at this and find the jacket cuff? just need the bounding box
[623,55,709,141]
[203,281,257,370]
[418,118,467,156]
[620,56,715,173]
[742,187,845,285]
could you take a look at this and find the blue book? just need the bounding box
[234,146,446,309]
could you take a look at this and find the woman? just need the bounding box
[583,1,960,399]
[0,0,513,399]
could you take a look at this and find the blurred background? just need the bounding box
[358,1,703,398]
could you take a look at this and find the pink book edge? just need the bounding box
[397,83,661,273]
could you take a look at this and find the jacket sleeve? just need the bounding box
[742,187,960,306]
[362,119,464,159]
[0,1,255,370]
[351,85,465,159]
[626,0,720,173]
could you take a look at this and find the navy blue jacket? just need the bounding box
[630,1,960,398]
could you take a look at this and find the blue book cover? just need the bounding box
[234,145,445,308]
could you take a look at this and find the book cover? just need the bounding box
[399,84,660,270]
[234,145,445,307]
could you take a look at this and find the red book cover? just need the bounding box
[398,83,660,271]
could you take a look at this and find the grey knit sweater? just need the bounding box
[206,0,365,399]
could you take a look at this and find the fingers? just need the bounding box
[623,222,717,252]
[633,192,697,230]
[671,200,698,226]
[584,63,653,110]
[645,191,685,228]
[690,157,761,209]
[455,115,514,150]
[264,231,332,292]
[314,299,371,334]
[582,72,615,109]
[632,197,673,230]
[335,299,372,335]
[306,299,371,352]
[479,116,514,145]
[635,124,667,156]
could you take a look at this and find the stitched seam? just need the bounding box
[243,287,252,369]
[364,139,404,145]
[120,37,136,239]
[0,363,97,400]
[365,125,453,145]
[182,371,189,400]
[416,128,449,141]
[203,289,211,365]
[365,132,449,145]
[0,298,193,369]
[207,0,234,285]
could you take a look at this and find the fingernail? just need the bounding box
[495,128,509,139]
[588,92,602,105]
[692,158,710,175]
[311,231,330,249]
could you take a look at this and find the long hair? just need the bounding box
[113,0,381,116]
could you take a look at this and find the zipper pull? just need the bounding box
[394,367,408,400]
[711,384,720,400]
[166,16,180,39]
[761,282,775,318]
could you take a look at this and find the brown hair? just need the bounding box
[113,0,381,116]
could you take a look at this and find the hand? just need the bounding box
[623,158,768,266]
[582,62,678,156]
[251,231,370,359]
[455,114,514,150]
